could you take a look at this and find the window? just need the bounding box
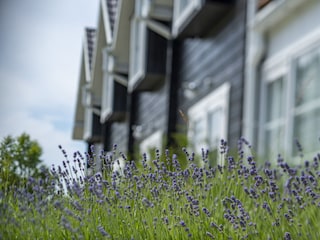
[293,49,320,156]
[208,108,223,148]
[172,0,199,37]
[130,18,146,81]
[172,0,234,38]
[260,45,320,161]
[129,0,147,91]
[188,82,230,165]
[101,54,127,123]
[128,0,168,92]
[260,75,286,161]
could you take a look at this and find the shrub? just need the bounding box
[0,133,48,192]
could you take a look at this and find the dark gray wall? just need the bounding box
[109,122,129,152]
[175,0,246,149]
[134,81,170,142]
[105,0,246,155]
[105,81,170,155]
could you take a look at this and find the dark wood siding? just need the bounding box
[105,0,246,155]
[133,80,169,143]
[106,80,170,155]
[92,113,102,142]
[109,122,129,152]
[175,0,246,149]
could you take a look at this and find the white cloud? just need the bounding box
[0,110,85,167]
[0,0,99,167]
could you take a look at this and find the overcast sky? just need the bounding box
[0,0,99,167]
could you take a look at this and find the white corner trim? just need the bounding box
[243,2,266,144]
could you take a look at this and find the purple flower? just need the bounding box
[202,207,211,217]
[98,225,110,237]
[269,191,276,199]
[284,232,291,240]
[180,220,186,227]
[142,197,154,208]
[206,232,214,239]
[163,217,169,225]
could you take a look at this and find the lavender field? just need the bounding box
[1,138,320,239]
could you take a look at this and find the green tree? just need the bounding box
[0,133,47,190]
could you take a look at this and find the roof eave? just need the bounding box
[72,51,86,140]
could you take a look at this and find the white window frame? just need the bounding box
[83,108,93,141]
[172,0,201,37]
[260,32,320,162]
[129,0,147,92]
[101,75,114,122]
[140,130,163,160]
[81,84,92,108]
[291,47,320,158]
[141,0,172,21]
[82,82,93,140]
[101,54,114,122]
[187,82,230,165]
[259,59,289,161]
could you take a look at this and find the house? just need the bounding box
[73,0,246,169]
[244,0,320,163]
[72,27,100,147]
[73,0,320,170]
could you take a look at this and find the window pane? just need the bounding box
[293,108,320,156]
[295,50,320,107]
[207,108,222,148]
[107,77,113,113]
[266,77,284,122]
[192,118,205,152]
[265,126,285,162]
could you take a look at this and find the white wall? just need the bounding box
[267,0,320,59]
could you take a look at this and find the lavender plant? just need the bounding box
[1,138,320,239]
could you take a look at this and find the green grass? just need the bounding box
[1,143,320,239]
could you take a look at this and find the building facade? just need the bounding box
[73,0,320,169]
[244,0,320,163]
